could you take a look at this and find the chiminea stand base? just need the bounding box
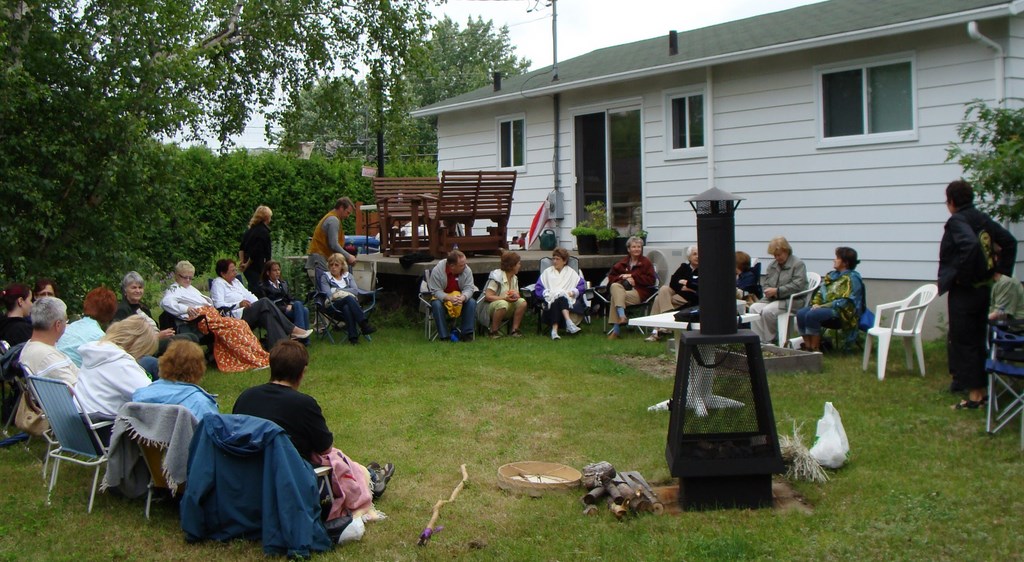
[679,474,773,510]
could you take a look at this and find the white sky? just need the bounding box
[225,0,824,148]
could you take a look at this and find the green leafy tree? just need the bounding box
[0,0,430,298]
[276,15,530,160]
[947,100,1024,221]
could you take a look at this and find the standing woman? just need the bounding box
[0,284,33,346]
[239,205,273,293]
[260,260,310,332]
[605,236,656,340]
[939,180,1016,410]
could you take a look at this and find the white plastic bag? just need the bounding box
[809,402,849,469]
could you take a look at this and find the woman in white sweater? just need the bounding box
[534,248,588,340]
[75,315,158,417]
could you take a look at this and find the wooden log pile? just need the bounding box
[580,461,664,518]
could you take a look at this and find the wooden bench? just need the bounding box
[422,170,517,258]
[372,176,440,256]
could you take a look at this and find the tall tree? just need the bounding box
[276,15,530,160]
[947,100,1024,222]
[0,0,430,293]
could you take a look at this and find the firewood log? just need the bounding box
[581,461,616,489]
[582,486,606,505]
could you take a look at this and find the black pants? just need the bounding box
[947,284,990,390]
[544,296,571,329]
[241,298,297,348]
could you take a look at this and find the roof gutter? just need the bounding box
[967,21,1005,106]
[413,4,1009,118]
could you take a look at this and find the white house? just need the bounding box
[412,0,1024,337]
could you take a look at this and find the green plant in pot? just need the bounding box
[571,225,598,255]
[596,227,619,255]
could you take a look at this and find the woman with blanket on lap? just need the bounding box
[160,260,268,372]
[535,247,587,340]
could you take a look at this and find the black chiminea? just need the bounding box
[666,187,784,510]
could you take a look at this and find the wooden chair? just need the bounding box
[422,170,517,258]
[372,176,440,256]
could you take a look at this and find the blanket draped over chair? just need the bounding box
[102,402,198,498]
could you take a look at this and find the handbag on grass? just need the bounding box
[15,393,48,436]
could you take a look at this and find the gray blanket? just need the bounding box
[102,402,197,499]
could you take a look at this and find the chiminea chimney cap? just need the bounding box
[688,186,744,203]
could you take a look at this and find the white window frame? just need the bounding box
[663,86,708,159]
[814,53,918,148]
[496,114,526,171]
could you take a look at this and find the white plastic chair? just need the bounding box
[777,271,822,347]
[861,283,938,381]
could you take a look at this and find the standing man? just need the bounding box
[426,250,477,342]
[306,197,356,278]
[939,179,1016,409]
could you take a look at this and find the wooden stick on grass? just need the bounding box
[418,464,469,546]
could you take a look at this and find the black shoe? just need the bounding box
[462,332,474,343]
[349,337,359,345]
[360,322,377,336]
[367,462,395,498]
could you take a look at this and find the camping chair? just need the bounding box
[27,376,112,513]
[523,256,589,334]
[984,323,1024,449]
[862,283,938,381]
[777,271,822,347]
[590,265,660,335]
[310,263,378,344]
[418,271,444,341]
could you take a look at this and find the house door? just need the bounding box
[573,107,642,231]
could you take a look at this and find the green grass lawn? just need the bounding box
[1,317,1021,561]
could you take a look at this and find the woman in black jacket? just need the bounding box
[260,260,310,332]
[239,205,273,293]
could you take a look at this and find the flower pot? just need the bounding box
[576,234,598,255]
[614,236,629,254]
[597,239,615,255]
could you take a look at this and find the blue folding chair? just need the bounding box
[986,325,1024,448]
[28,376,112,513]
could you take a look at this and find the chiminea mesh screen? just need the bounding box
[667,332,783,477]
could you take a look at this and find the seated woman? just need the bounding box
[749,236,808,344]
[318,253,376,344]
[0,283,33,346]
[736,251,762,307]
[76,315,159,418]
[33,278,58,300]
[645,245,698,342]
[535,247,586,340]
[133,340,218,420]
[210,258,313,347]
[57,287,118,367]
[114,271,195,355]
[259,260,310,332]
[796,247,865,352]
[605,236,657,340]
[478,251,527,339]
[160,260,269,372]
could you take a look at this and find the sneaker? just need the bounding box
[367,462,395,498]
[551,330,561,340]
[449,332,460,343]
[645,330,660,342]
[566,320,582,334]
[462,333,475,343]
[292,328,314,340]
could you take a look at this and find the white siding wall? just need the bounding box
[432,18,1021,282]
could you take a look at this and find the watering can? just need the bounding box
[539,229,557,251]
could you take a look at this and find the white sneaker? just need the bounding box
[551,330,561,340]
[566,320,581,334]
[644,330,660,342]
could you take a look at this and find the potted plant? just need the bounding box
[597,226,619,255]
[572,201,610,255]
[571,225,598,254]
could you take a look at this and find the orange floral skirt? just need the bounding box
[193,306,269,372]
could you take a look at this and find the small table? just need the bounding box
[630,311,759,356]
[360,204,378,254]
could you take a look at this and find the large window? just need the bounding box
[820,59,914,141]
[664,89,706,157]
[498,116,525,169]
